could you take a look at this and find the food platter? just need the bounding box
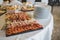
[0,2,51,40]
[0,11,51,37]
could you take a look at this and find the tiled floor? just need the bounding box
[52,6,60,40]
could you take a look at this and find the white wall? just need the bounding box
[0,0,49,4]
[0,0,3,4]
[41,0,48,4]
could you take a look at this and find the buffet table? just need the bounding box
[0,1,53,40]
[0,12,53,40]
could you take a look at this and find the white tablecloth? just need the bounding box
[26,14,53,40]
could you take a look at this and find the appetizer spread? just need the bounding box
[21,2,34,11]
[0,3,43,37]
[6,20,43,36]
[5,12,43,36]
[5,12,31,21]
[6,5,21,10]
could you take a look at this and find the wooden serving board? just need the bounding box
[6,28,43,37]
